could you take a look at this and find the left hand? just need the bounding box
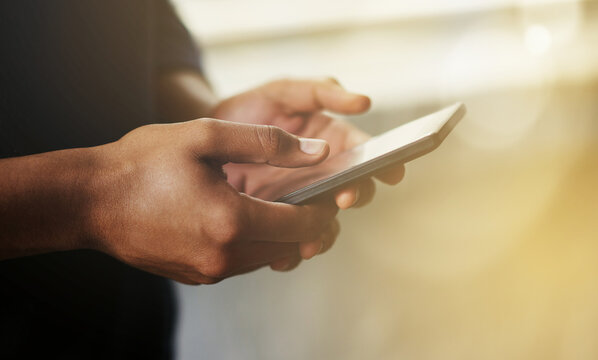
[211,78,405,269]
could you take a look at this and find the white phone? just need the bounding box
[256,102,466,205]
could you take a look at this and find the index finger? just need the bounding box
[261,78,371,115]
[240,194,338,243]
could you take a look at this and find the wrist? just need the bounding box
[75,146,111,252]
[80,142,135,255]
[46,146,111,253]
[0,146,107,259]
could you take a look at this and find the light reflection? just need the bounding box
[525,24,553,55]
[174,1,598,359]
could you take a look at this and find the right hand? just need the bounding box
[87,119,339,284]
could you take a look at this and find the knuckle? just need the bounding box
[180,118,220,153]
[119,123,160,142]
[210,223,238,247]
[209,200,245,246]
[194,118,219,148]
[224,205,246,243]
[324,76,340,85]
[200,252,233,279]
[256,125,283,158]
[219,221,242,245]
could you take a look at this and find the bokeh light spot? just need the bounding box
[525,24,552,55]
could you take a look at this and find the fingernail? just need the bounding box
[299,138,327,155]
[318,240,325,254]
[279,258,293,271]
[352,188,360,207]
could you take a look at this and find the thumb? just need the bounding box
[189,118,330,167]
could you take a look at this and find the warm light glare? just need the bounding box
[173,1,598,359]
[525,24,552,55]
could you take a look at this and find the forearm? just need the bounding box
[0,148,100,260]
[157,69,219,122]
[1,70,220,261]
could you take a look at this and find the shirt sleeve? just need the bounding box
[153,0,203,74]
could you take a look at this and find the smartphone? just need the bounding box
[257,102,465,205]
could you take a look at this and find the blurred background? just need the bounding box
[170,0,598,359]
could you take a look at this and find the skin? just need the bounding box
[0,119,339,284]
[209,77,406,270]
[0,71,404,284]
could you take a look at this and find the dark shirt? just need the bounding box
[0,1,201,358]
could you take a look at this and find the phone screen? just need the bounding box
[252,103,465,203]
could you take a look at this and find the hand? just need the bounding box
[213,78,405,206]
[88,119,338,284]
[212,79,405,269]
